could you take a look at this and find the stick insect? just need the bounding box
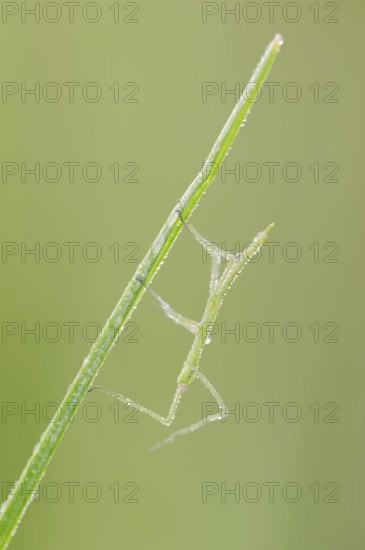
[89,211,274,451]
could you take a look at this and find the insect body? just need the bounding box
[89,210,274,450]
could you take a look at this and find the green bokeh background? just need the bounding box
[0,1,363,548]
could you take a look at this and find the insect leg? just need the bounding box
[88,382,188,427]
[136,277,199,335]
[147,371,228,451]
[176,209,234,263]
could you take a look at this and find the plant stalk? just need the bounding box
[0,34,283,548]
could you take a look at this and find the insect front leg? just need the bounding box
[135,277,199,335]
[176,209,235,263]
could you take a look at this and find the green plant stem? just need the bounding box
[0,34,283,549]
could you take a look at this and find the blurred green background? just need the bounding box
[0,1,363,548]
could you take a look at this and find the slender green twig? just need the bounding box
[0,34,283,549]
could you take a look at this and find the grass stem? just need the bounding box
[0,34,283,549]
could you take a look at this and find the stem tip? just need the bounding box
[273,33,284,48]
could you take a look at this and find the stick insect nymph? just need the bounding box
[89,209,274,451]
